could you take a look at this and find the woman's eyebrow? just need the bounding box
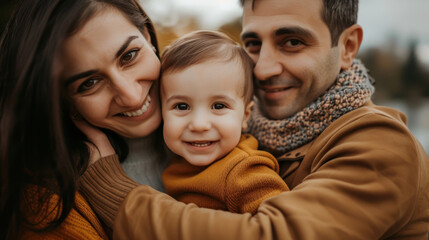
[65,70,97,86]
[65,35,140,86]
[115,35,139,59]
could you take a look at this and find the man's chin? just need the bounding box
[260,104,295,120]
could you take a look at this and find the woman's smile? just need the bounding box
[120,95,151,117]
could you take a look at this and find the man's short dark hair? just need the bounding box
[240,0,359,47]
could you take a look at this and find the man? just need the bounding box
[81,0,429,239]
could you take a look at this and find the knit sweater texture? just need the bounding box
[19,185,108,239]
[121,133,169,192]
[162,134,289,214]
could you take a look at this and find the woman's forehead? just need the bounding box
[56,7,145,79]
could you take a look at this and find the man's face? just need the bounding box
[241,0,342,120]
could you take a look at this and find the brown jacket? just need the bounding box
[163,134,288,214]
[81,102,429,239]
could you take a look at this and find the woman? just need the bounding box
[0,0,166,238]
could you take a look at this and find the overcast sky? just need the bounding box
[358,0,429,49]
[140,0,429,64]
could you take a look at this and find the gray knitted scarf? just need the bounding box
[247,59,374,154]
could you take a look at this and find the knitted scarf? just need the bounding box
[247,59,374,154]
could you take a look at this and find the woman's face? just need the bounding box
[56,7,161,138]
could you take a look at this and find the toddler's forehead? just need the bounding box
[160,60,247,99]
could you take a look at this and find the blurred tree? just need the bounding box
[218,17,241,45]
[358,48,402,102]
[401,40,427,103]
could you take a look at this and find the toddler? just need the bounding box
[161,30,289,214]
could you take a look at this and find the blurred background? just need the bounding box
[1,0,428,153]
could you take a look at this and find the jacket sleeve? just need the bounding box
[110,112,429,240]
[224,153,289,214]
[80,154,139,228]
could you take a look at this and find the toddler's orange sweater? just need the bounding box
[163,134,289,214]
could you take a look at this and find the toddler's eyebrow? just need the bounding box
[165,95,190,104]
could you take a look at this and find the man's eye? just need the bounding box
[284,39,304,48]
[174,103,189,111]
[244,40,261,53]
[120,49,139,65]
[212,103,227,110]
[78,79,99,93]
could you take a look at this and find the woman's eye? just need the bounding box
[77,79,99,93]
[212,103,227,110]
[120,49,139,65]
[174,103,189,111]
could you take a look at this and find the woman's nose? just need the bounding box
[253,44,283,81]
[111,73,142,107]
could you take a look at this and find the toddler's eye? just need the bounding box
[212,103,227,110]
[175,103,189,111]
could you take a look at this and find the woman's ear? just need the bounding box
[241,100,254,131]
[68,104,81,120]
[338,24,363,70]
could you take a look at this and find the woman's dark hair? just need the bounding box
[0,0,159,238]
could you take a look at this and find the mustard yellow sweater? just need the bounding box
[19,185,108,240]
[162,134,289,214]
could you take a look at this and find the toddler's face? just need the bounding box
[161,60,252,166]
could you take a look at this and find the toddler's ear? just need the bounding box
[242,101,254,131]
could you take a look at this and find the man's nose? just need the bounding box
[111,72,142,107]
[253,44,283,81]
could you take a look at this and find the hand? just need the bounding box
[73,116,116,165]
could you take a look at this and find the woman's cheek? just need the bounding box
[74,96,111,126]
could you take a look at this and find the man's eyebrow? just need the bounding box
[275,27,316,39]
[115,35,139,59]
[241,27,315,42]
[241,32,259,42]
[65,70,98,86]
